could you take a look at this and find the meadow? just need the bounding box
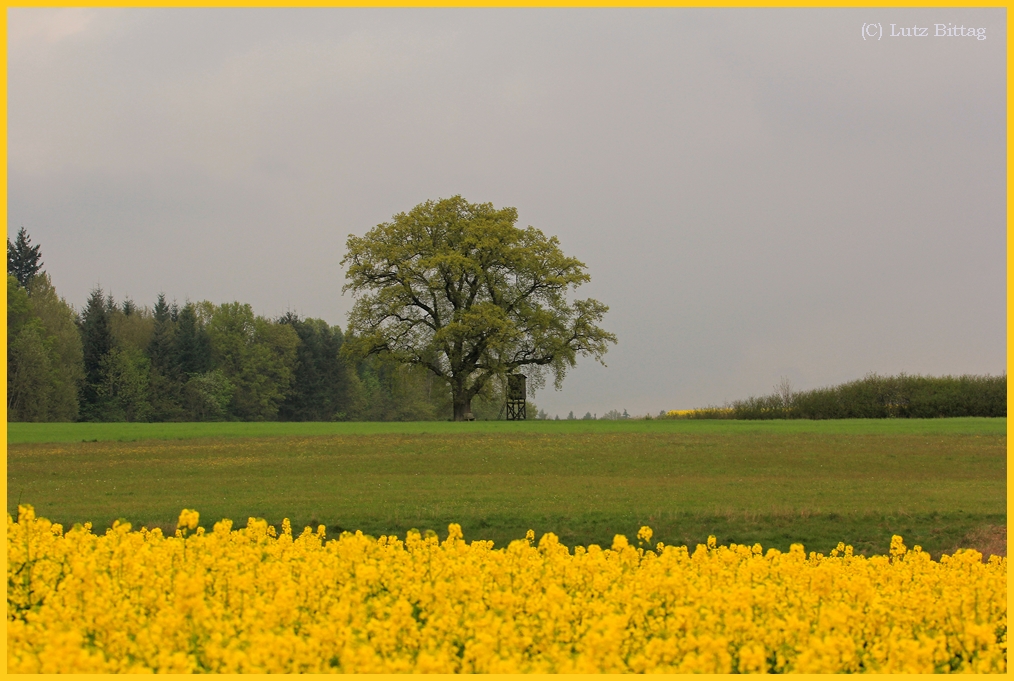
[7,418,1005,557]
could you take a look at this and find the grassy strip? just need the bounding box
[8,423,1004,558]
[6,416,1006,443]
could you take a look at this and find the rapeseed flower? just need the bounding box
[7,505,1006,673]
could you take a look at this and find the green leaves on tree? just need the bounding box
[342,196,617,421]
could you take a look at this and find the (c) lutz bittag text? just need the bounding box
[891,23,986,39]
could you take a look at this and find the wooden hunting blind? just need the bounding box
[506,374,527,420]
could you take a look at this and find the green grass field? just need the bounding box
[7,418,1006,557]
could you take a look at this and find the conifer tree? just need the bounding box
[278,312,354,421]
[78,288,115,420]
[7,227,44,289]
[147,293,184,421]
[148,294,176,372]
[173,302,213,376]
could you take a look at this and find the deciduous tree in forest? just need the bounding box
[27,274,83,420]
[204,302,299,421]
[8,275,50,420]
[97,346,152,422]
[342,196,616,421]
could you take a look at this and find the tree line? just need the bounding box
[673,373,1006,419]
[7,228,510,422]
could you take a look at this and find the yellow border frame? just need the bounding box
[1,6,1008,677]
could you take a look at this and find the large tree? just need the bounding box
[342,196,616,421]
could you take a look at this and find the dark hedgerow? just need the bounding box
[684,373,1006,420]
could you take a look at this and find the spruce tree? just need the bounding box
[278,313,352,421]
[172,302,212,376]
[7,227,44,289]
[147,293,184,421]
[78,287,115,420]
[153,293,170,323]
[148,294,176,372]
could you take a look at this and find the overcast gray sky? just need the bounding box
[8,8,1006,417]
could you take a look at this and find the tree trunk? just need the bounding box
[452,393,473,421]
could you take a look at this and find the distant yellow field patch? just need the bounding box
[666,408,733,417]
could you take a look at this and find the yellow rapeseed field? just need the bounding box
[7,506,1006,673]
[666,408,733,418]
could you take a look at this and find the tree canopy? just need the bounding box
[8,274,83,421]
[4,216,576,423]
[342,196,616,420]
